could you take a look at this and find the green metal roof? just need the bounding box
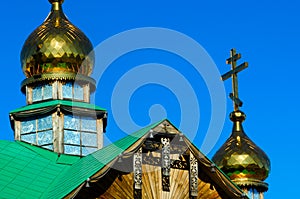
[0,120,162,199]
[0,140,77,199]
[10,100,106,114]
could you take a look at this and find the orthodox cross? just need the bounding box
[221,49,248,111]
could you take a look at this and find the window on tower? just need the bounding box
[63,115,97,156]
[20,115,53,150]
[32,83,53,102]
[62,82,84,101]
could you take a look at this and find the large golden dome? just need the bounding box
[212,110,270,191]
[20,0,94,78]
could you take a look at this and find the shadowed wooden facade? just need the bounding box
[73,120,246,199]
[77,163,233,199]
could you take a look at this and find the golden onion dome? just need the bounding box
[20,0,94,79]
[212,110,270,191]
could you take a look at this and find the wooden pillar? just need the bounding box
[57,82,63,99]
[96,118,104,149]
[26,86,33,105]
[52,81,58,99]
[259,192,264,199]
[14,120,21,141]
[83,83,90,103]
[52,110,63,154]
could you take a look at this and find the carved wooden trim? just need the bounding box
[134,147,142,198]
[189,152,198,197]
[161,137,170,192]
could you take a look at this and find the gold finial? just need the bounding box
[49,0,64,11]
[230,110,246,134]
[48,0,64,4]
[221,49,248,111]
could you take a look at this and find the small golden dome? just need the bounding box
[212,110,270,191]
[20,0,94,78]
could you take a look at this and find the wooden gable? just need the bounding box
[72,120,246,199]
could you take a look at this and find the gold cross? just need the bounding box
[221,49,248,111]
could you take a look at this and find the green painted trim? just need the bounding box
[10,100,106,114]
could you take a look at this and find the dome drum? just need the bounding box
[21,75,96,104]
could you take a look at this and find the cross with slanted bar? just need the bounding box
[221,48,248,111]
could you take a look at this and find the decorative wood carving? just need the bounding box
[189,152,198,197]
[161,137,171,192]
[134,147,143,198]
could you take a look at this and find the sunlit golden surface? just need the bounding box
[212,111,270,190]
[21,0,94,78]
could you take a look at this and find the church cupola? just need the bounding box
[20,0,95,104]
[21,0,94,78]
[212,49,270,198]
[9,0,107,156]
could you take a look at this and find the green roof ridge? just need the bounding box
[10,100,106,114]
[43,119,164,198]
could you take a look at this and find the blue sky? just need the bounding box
[1,0,298,198]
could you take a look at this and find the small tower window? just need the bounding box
[32,84,53,102]
[20,115,53,150]
[63,115,97,156]
[44,84,52,100]
[62,82,73,99]
[74,83,84,100]
[62,82,84,101]
[32,85,42,102]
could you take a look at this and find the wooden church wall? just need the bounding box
[75,152,229,199]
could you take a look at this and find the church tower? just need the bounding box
[0,1,268,198]
[212,49,271,198]
[9,0,107,156]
